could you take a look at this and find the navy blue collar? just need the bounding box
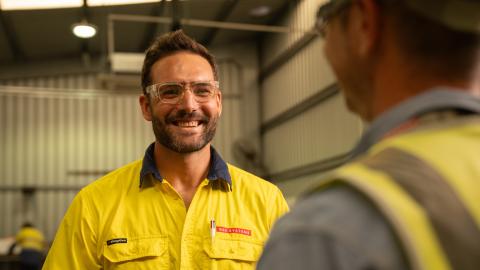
[139,142,232,189]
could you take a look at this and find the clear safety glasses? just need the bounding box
[146,80,219,104]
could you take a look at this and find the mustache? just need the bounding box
[165,110,210,123]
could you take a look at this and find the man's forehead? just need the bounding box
[151,52,214,82]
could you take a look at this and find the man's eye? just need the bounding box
[193,86,213,96]
[159,87,181,97]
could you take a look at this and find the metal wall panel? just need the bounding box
[0,60,244,241]
[211,42,265,176]
[261,0,327,68]
[0,86,153,241]
[212,59,243,163]
[0,73,98,89]
[262,37,334,122]
[261,0,364,197]
[264,94,361,174]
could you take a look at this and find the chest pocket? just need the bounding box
[103,236,169,270]
[201,237,263,270]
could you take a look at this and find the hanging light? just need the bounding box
[249,5,271,17]
[72,20,97,38]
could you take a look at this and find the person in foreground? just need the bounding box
[42,30,288,270]
[258,0,480,269]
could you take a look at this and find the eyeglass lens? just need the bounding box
[155,82,216,104]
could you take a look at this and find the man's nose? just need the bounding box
[177,89,199,112]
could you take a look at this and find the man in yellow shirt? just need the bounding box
[15,222,45,270]
[42,30,288,270]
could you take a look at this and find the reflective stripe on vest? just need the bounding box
[325,163,451,270]
[361,148,480,270]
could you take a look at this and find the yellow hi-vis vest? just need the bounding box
[313,116,480,270]
[16,227,45,252]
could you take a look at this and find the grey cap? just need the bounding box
[404,0,480,33]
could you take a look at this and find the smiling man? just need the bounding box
[42,30,288,270]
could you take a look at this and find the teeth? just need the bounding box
[177,121,199,127]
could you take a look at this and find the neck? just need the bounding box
[154,141,211,189]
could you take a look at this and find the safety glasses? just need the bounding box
[316,0,353,37]
[146,80,219,104]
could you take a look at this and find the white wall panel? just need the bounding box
[0,73,98,89]
[211,43,262,169]
[0,87,154,241]
[262,0,328,68]
[212,59,243,163]
[260,0,365,198]
[0,59,244,241]
[264,94,362,175]
[262,37,335,122]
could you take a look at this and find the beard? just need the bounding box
[151,109,218,153]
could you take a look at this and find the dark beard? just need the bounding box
[151,110,218,153]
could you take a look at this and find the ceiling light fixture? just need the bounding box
[72,20,97,38]
[249,5,271,17]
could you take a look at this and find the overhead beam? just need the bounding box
[139,1,166,52]
[0,10,24,61]
[108,14,312,33]
[260,83,339,134]
[79,0,93,67]
[201,0,239,46]
[107,14,312,52]
[107,14,313,66]
[267,151,352,182]
[171,0,182,31]
[258,27,318,82]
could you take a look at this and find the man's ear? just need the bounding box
[352,0,382,57]
[139,94,152,121]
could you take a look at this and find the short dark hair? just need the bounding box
[141,30,218,94]
[382,1,480,80]
[22,222,33,228]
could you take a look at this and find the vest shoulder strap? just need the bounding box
[311,146,480,270]
[359,147,480,270]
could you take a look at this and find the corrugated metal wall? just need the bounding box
[0,73,98,89]
[0,59,244,241]
[213,59,244,165]
[0,84,153,241]
[261,0,364,199]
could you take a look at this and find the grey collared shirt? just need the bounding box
[258,88,480,270]
[258,185,409,270]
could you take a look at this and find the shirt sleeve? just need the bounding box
[267,187,290,230]
[257,185,409,270]
[42,189,101,270]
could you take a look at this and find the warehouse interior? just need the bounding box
[0,0,363,264]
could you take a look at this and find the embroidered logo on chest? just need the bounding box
[106,238,127,246]
[216,226,251,236]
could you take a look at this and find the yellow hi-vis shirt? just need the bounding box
[16,227,45,252]
[43,144,289,270]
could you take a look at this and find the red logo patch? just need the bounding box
[216,226,251,236]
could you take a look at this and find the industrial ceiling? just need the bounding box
[0,0,296,69]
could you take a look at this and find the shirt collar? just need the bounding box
[139,142,232,189]
[351,88,480,158]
